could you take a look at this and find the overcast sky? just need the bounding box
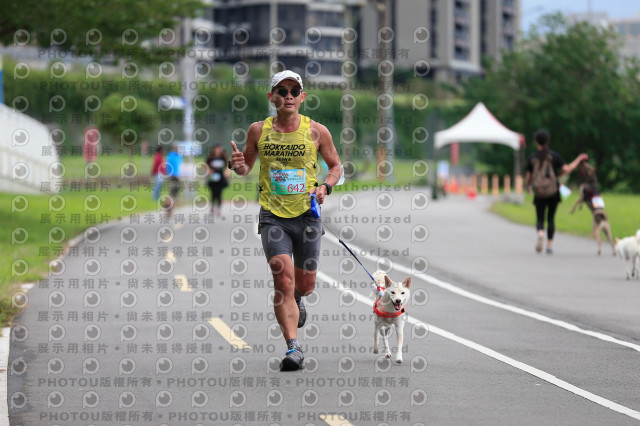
[522,0,640,31]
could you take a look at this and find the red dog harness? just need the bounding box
[373,286,406,318]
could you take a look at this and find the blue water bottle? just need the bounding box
[310,194,321,218]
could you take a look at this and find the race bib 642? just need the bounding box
[270,169,306,195]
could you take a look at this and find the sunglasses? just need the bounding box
[274,87,302,98]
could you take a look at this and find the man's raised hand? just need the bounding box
[230,141,244,171]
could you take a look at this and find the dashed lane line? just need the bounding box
[208,318,251,350]
[319,413,355,426]
[175,274,191,292]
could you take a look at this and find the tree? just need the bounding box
[0,0,206,61]
[100,92,158,153]
[462,13,640,191]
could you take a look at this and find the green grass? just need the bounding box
[491,192,640,239]
[60,154,153,179]
[1,177,261,279]
[59,154,425,186]
[1,187,156,309]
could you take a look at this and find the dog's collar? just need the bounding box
[373,298,405,318]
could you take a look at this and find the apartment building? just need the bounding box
[210,0,520,85]
[0,0,520,87]
[570,12,640,60]
[612,17,640,59]
[211,0,363,85]
[358,0,520,84]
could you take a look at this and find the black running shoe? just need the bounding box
[296,297,306,328]
[279,348,305,371]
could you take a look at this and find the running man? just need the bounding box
[228,70,343,371]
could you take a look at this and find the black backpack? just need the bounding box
[531,153,557,198]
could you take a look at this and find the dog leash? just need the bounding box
[318,210,411,318]
[321,220,376,282]
[321,213,410,317]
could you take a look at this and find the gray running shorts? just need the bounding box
[258,208,322,271]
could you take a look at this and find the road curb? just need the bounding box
[1,218,120,425]
[0,327,10,426]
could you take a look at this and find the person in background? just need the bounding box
[205,144,229,217]
[525,129,587,254]
[151,146,165,201]
[164,143,183,217]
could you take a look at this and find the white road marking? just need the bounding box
[323,233,640,353]
[248,214,639,418]
[317,270,640,421]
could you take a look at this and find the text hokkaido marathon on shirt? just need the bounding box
[258,115,319,218]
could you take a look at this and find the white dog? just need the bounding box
[371,270,411,363]
[614,230,640,280]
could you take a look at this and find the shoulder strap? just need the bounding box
[545,153,556,176]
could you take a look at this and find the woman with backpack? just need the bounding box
[525,129,588,254]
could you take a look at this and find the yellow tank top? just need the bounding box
[258,115,318,218]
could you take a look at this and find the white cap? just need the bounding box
[271,70,303,90]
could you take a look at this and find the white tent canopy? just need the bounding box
[434,102,523,151]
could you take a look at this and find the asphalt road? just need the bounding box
[7,188,640,425]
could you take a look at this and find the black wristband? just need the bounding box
[321,182,332,195]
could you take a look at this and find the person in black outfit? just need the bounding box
[525,129,587,254]
[205,144,229,217]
